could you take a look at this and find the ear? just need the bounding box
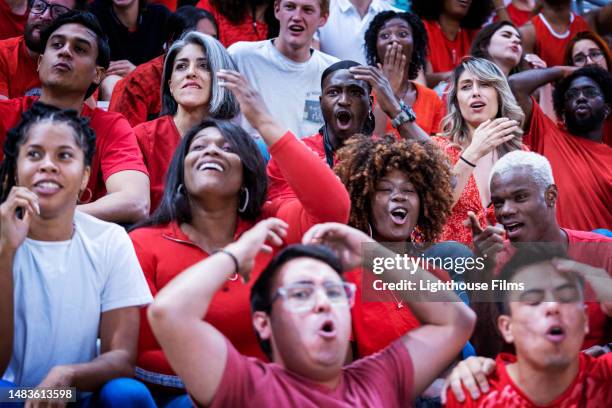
[93,66,105,86]
[274,0,281,17]
[583,303,589,336]
[80,166,91,193]
[37,54,43,72]
[544,184,558,207]
[318,13,329,28]
[497,314,514,344]
[252,311,272,342]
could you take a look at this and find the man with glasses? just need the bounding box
[508,65,612,232]
[147,219,476,407]
[0,0,87,99]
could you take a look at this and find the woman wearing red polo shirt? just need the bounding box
[129,70,350,403]
[134,31,239,212]
[412,0,492,89]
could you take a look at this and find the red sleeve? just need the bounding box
[264,132,350,243]
[0,44,10,96]
[109,77,151,127]
[524,98,552,153]
[196,0,214,12]
[91,111,149,181]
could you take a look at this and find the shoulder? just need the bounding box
[564,229,612,243]
[85,107,132,133]
[311,49,339,66]
[228,40,268,57]
[0,36,22,55]
[129,56,164,79]
[135,115,170,134]
[74,211,130,243]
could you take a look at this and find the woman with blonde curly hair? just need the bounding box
[434,57,524,245]
[334,134,474,360]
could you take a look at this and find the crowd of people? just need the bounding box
[0,0,611,406]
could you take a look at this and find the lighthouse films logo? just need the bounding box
[360,242,612,303]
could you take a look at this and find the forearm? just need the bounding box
[397,121,431,144]
[492,0,511,22]
[426,71,451,89]
[62,349,134,391]
[252,114,287,148]
[0,248,15,373]
[508,67,565,104]
[77,190,149,224]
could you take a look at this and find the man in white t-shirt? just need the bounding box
[229,0,338,139]
[316,0,397,64]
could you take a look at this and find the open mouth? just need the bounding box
[197,162,224,172]
[289,25,305,33]
[546,325,566,343]
[335,111,353,128]
[470,101,485,109]
[182,82,202,89]
[390,207,408,225]
[33,180,62,194]
[318,320,337,339]
[503,222,523,238]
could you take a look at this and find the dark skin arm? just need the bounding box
[585,4,612,35]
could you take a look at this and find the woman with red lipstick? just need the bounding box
[0,104,152,402]
[134,31,239,212]
[434,57,524,245]
[129,71,349,402]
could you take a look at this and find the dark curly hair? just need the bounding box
[411,0,492,30]
[0,102,96,203]
[552,65,612,120]
[364,10,428,80]
[334,134,453,242]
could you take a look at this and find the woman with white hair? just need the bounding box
[433,57,524,244]
[134,31,240,212]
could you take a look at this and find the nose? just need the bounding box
[39,155,59,173]
[498,200,516,218]
[186,62,196,77]
[391,189,407,202]
[337,90,350,106]
[313,287,332,313]
[471,82,481,97]
[543,301,561,315]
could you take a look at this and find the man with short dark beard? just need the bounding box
[508,65,612,232]
[0,0,88,99]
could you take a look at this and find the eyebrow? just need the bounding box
[49,34,94,48]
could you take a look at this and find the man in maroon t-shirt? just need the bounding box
[0,11,150,223]
[148,220,476,407]
[444,246,612,407]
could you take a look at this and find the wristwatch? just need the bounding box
[391,101,417,128]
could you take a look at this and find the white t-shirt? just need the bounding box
[316,0,397,64]
[229,40,338,139]
[3,211,153,386]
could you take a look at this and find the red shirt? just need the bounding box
[526,101,612,231]
[149,0,176,12]
[532,13,590,68]
[0,1,27,41]
[196,0,269,48]
[494,4,532,28]
[210,338,413,408]
[108,54,164,127]
[130,131,350,388]
[0,36,39,98]
[378,82,444,136]
[0,96,148,201]
[445,353,612,407]
[495,229,612,349]
[423,20,478,74]
[134,115,179,212]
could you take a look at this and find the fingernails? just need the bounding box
[34,201,40,215]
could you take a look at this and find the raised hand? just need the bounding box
[441,356,496,403]
[0,187,39,252]
[105,60,136,77]
[462,118,522,163]
[464,211,505,261]
[380,42,407,96]
[348,65,401,119]
[226,218,288,281]
[302,223,374,271]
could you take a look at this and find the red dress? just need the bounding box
[130,131,350,388]
[196,0,269,48]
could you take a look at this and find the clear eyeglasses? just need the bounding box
[270,282,356,313]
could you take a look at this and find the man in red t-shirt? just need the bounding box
[519,0,612,68]
[148,221,476,407]
[0,0,88,100]
[508,65,611,231]
[468,150,611,351]
[0,0,28,40]
[444,246,612,407]
[0,11,150,224]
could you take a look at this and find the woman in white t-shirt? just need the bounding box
[0,103,153,406]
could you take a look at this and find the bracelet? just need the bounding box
[214,249,240,278]
[459,155,476,168]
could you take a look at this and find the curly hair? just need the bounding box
[411,0,492,30]
[363,10,428,80]
[334,134,453,242]
[563,31,611,72]
[552,65,612,120]
[0,102,96,203]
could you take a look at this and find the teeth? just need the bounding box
[198,162,223,172]
[36,181,60,188]
[391,208,407,217]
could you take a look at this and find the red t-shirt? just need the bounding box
[0,36,40,98]
[196,0,269,48]
[532,13,590,68]
[134,115,180,212]
[130,131,351,388]
[445,352,612,407]
[345,266,451,358]
[108,54,164,127]
[0,1,27,41]
[525,101,612,231]
[149,0,176,12]
[423,20,478,74]
[377,82,444,136]
[494,4,532,28]
[0,96,148,201]
[209,338,413,407]
[496,228,612,349]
